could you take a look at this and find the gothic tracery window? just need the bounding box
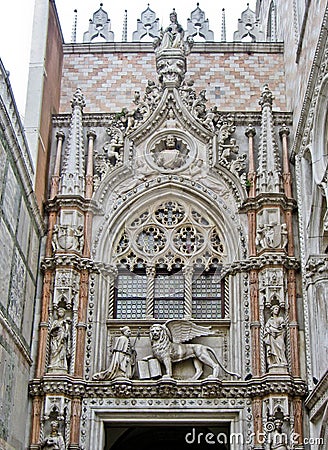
[112,199,226,320]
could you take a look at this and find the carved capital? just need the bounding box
[245,124,256,137]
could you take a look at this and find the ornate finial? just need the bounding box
[259,84,274,108]
[221,8,226,42]
[187,3,214,41]
[245,123,256,137]
[122,9,128,41]
[71,88,86,109]
[83,4,114,42]
[71,9,78,43]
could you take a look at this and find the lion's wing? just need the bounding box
[165,319,215,343]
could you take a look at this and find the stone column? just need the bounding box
[74,270,89,378]
[252,397,263,447]
[279,124,292,198]
[50,130,65,199]
[293,397,304,447]
[85,130,96,199]
[145,266,156,318]
[245,124,256,198]
[250,270,261,377]
[288,269,300,377]
[30,396,43,446]
[183,265,193,318]
[69,397,82,448]
[35,270,52,378]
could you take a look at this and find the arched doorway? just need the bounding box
[106,425,230,449]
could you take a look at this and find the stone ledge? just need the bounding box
[29,375,307,399]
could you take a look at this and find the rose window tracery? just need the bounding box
[154,201,185,226]
[114,199,225,269]
[172,225,205,255]
[136,226,166,254]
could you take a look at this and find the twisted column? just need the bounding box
[107,267,118,319]
[146,266,156,318]
[183,265,193,318]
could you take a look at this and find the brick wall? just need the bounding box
[60,42,287,113]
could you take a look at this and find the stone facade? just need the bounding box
[1,0,328,449]
[0,59,44,449]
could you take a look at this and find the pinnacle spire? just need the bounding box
[221,8,226,42]
[60,88,86,196]
[71,9,78,43]
[122,9,128,42]
[256,84,282,194]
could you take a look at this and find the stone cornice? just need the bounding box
[52,112,292,128]
[29,375,307,399]
[46,195,100,214]
[240,192,297,212]
[41,256,119,274]
[222,255,300,276]
[41,255,299,275]
[62,42,284,55]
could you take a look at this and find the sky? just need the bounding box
[0,0,256,118]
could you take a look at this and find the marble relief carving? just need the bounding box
[93,326,139,381]
[145,320,240,380]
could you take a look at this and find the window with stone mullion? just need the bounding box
[192,269,224,319]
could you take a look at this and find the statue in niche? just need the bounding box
[48,308,72,373]
[145,320,240,380]
[269,419,289,449]
[40,420,65,450]
[264,305,288,370]
[93,326,138,381]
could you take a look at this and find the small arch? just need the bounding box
[267,0,277,42]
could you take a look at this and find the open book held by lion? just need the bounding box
[145,320,240,380]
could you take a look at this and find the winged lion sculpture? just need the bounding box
[147,319,240,380]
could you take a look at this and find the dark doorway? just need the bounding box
[105,424,230,449]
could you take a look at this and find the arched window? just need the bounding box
[267,1,277,42]
[112,199,226,320]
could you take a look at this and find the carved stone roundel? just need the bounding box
[145,131,196,173]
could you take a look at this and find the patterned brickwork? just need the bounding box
[60,47,287,113]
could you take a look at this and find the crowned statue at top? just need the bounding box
[153,9,193,55]
[153,10,193,88]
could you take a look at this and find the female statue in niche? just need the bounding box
[48,308,72,373]
[264,305,288,370]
